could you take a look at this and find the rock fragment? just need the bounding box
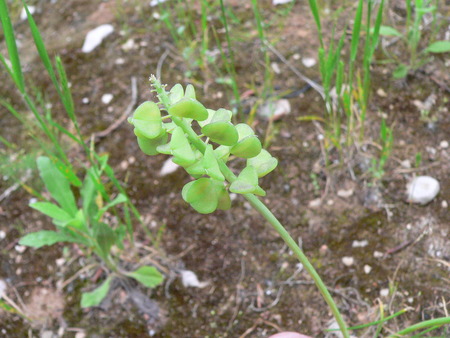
[407,176,440,205]
[81,24,114,53]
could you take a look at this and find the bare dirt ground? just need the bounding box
[0,1,449,337]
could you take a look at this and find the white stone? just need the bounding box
[273,0,293,5]
[439,140,448,149]
[352,240,368,248]
[271,62,281,74]
[308,198,322,208]
[20,6,36,21]
[101,93,114,105]
[150,0,167,7]
[0,230,5,239]
[81,24,114,53]
[302,57,316,68]
[82,97,89,104]
[380,288,389,297]
[442,200,448,209]
[15,245,26,253]
[180,270,209,288]
[400,160,411,168]
[0,279,6,298]
[258,99,291,120]
[121,38,136,51]
[407,176,440,205]
[337,189,354,198]
[342,256,354,266]
[376,88,387,97]
[159,158,179,176]
[363,265,372,274]
[373,251,384,258]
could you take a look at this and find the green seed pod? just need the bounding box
[169,98,208,121]
[169,83,184,105]
[170,127,196,166]
[184,84,196,99]
[130,101,163,139]
[134,128,168,155]
[229,165,266,196]
[247,149,278,177]
[230,136,262,158]
[230,123,262,158]
[183,178,222,214]
[202,122,239,146]
[217,188,231,211]
[202,145,225,181]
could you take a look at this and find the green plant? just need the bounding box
[378,0,450,78]
[0,1,163,307]
[306,0,385,161]
[19,156,163,307]
[129,76,350,336]
[369,119,393,181]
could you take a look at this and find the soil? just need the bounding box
[0,1,449,337]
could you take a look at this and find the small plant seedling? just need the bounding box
[19,156,163,307]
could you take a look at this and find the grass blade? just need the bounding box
[0,0,25,92]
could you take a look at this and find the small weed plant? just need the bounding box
[378,0,450,78]
[0,1,163,307]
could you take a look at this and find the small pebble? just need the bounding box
[159,158,179,176]
[380,288,389,297]
[302,57,316,68]
[121,38,136,51]
[408,297,414,304]
[0,230,5,240]
[0,279,7,298]
[400,160,411,168]
[15,245,26,253]
[373,251,384,258]
[352,240,368,248]
[406,176,440,205]
[442,200,448,209]
[363,265,372,274]
[337,189,354,198]
[273,0,293,5]
[292,53,301,60]
[342,256,354,266]
[376,88,387,97]
[82,24,114,53]
[20,6,36,21]
[101,93,113,104]
[150,0,168,7]
[115,58,125,65]
[271,62,281,74]
[440,140,448,149]
[326,199,334,206]
[308,198,322,208]
[82,97,89,104]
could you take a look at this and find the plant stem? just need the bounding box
[388,317,450,337]
[150,76,349,337]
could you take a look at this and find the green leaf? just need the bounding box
[198,109,215,127]
[217,188,231,210]
[168,98,208,121]
[37,157,77,216]
[202,122,238,146]
[30,202,72,222]
[95,222,115,259]
[214,145,231,162]
[230,136,262,158]
[424,41,450,54]
[185,160,205,178]
[229,166,259,194]
[80,168,99,220]
[81,277,112,308]
[202,145,224,181]
[247,149,278,177]
[393,64,409,79]
[19,230,77,248]
[97,193,127,220]
[183,178,221,214]
[230,124,262,158]
[135,129,168,156]
[129,101,163,139]
[126,266,164,288]
[184,84,196,99]
[54,159,82,187]
[378,25,403,37]
[169,84,184,104]
[170,127,196,166]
